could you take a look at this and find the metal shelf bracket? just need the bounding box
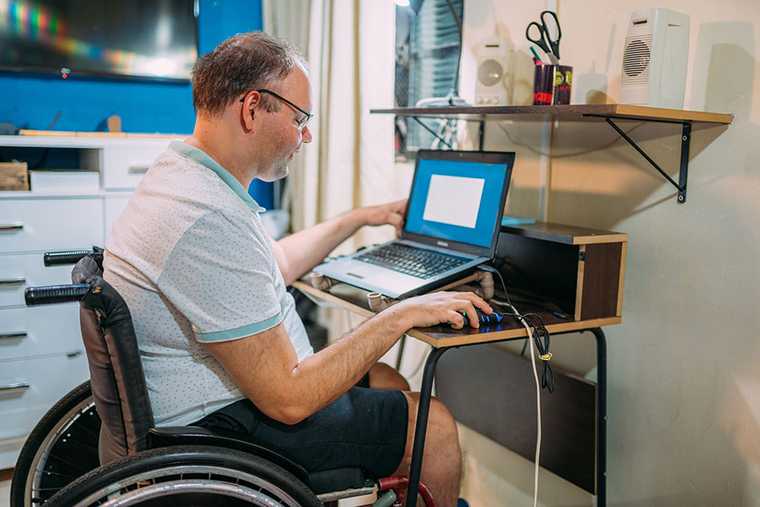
[601,116,692,204]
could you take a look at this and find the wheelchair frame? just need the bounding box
[11,249,432,507]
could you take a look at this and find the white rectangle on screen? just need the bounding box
[423,175,484,228]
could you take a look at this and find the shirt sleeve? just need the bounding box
[157,210,282,343]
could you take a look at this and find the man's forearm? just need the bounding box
[276,209,366,284]
[282,306,410,422]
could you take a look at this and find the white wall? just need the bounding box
[456,0,760,505]
[360,0,760,505]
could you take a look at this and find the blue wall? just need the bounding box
[0,0,273,207]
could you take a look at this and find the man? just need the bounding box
[104,32,491,507]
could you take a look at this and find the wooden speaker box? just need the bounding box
[496,221,627,322]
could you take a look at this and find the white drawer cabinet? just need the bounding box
[0,353,89,441]
[0,134,176,469]
[0,305,82,360]
[102,144,167,190]
[0,252,74,307]
[105,194,132,241]
[0,197,104,253]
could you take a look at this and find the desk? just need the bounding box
[293,280,618,507]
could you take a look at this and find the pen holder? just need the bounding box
[533,64,573,105]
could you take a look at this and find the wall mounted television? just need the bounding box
[0,0,198,81]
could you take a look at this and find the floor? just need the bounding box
[0,468,11,506]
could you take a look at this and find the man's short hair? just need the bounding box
[192,32,303,116]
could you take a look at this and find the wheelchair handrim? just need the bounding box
[97,479,284,506]
[73,465,301,507]
[28,396,97,505]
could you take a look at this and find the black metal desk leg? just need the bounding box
[395,334,408,371]
[590,328,607,507]
[405,347,448,507]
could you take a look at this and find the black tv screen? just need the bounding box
[0,0,198,81]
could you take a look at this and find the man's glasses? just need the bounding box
[240,89,313,130]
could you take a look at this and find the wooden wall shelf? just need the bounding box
[371,104,734,204]
[370,104,734,124]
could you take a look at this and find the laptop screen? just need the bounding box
[404,151,513,250]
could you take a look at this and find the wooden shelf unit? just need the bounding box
[370,103,734,124]
[371,103,734,204]
[295,278,620,348]
[294,222,626,349]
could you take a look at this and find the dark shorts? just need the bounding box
[192,375,408,478]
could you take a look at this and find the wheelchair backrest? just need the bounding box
[72,256,155,465]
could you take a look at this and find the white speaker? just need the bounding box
[620,8,689,108]
[474,41,510,106]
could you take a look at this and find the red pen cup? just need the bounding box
[533,64,573,105]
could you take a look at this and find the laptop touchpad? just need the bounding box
[344,263,377,279]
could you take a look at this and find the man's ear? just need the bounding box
[241,100,256,134]
[240,91,260,132]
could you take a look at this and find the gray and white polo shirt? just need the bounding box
[104,141,313,426]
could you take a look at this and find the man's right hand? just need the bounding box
[389,291,493,330]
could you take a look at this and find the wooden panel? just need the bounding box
[370,104,734,124]
[408,316,621,347]
[501,221,626,246]
[496,232,579,315]
[580,243,622,320]
[294,280,622,348]
[617,242,628,317]
[0,162,29,191]
[575,245,586,321]
[436,344,597,493]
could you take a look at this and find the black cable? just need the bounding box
[444,0,463,101]
[484,264,555,392]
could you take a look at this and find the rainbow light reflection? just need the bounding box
[1,0,195,77]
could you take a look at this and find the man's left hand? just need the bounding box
[361,199,407,236]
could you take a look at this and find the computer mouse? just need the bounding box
[459,309,506,328]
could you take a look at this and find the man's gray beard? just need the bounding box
[260,163,289,182]
[274,163,289,180]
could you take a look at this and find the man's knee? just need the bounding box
[403,394,458,451]
[369,362,411,391]
[428,398,458,444]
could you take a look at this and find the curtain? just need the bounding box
[264,1,422,375]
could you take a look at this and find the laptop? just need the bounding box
[314,149,515,299]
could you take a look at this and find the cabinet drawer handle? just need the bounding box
[128,164,150,174]
[0,277,26,286]
[0,332,27,340]
[0,223,24,231]
[0,382,30,393]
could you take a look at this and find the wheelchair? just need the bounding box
[11,248,434,506]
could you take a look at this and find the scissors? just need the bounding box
[526,10,562,64]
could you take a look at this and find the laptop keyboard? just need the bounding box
[355,243,470,279]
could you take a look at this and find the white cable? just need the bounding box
[508,304,542,507]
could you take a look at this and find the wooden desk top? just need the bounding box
[292,281,621,348]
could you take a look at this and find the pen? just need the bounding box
[529,46,543,64]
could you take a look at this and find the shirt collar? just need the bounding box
[169,141,266,213]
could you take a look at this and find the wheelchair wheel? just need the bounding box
[47,445,322,507]
[10,380,100,507]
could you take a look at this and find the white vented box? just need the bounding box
[620,8,689,108]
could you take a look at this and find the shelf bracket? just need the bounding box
[410,117,453,149]
[407,115,487,151]
[603,117,691,204]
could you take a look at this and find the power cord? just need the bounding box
[479,264,553,507]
